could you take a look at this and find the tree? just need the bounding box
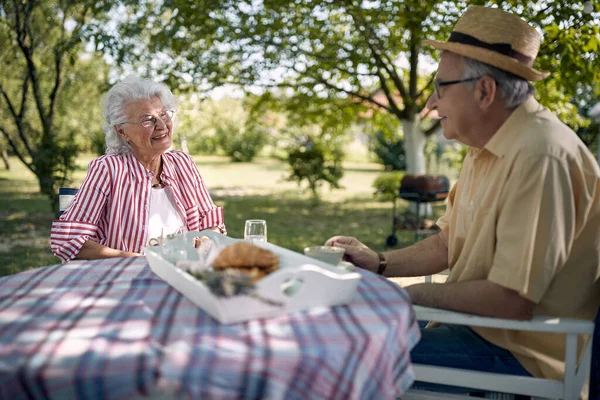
[0,0,113,206]
[284,127,345,204]
[0,137,9,170]
[104,0,599,175]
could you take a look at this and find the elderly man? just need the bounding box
[327,6,600,393]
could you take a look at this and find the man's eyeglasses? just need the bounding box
[434,77,482,99]
[121,110,174,129]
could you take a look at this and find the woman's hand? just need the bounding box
[324,236,379,273]
[193,236,210,248]
[122,251,143,257]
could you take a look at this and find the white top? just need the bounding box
[147,187,186,242]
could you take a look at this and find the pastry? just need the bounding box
[212,242,279,282]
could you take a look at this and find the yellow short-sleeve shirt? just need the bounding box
[436,97,600,384]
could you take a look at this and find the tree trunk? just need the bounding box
[402,119,426,174]
[1,149,9,170]
[36,172,58,212]
[309,178,320,206]
[401,118,432,216]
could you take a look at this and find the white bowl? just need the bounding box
[304,246,345,266]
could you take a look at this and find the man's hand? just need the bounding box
[325,236,379,273]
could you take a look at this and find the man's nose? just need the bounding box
[425,93,439,111]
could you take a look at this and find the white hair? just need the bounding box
[102,77,178,155]
[461,57,535,109]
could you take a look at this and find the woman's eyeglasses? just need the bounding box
[121,110,174,129]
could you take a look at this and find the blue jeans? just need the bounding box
[410,321,532,394]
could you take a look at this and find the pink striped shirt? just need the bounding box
[51,151,226,262]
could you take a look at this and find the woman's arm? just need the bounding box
[76,240,141,259]
[51,158,111,262]
[185,154,227,234]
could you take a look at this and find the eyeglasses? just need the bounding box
[121,110,174,129]
[434,77,482,99]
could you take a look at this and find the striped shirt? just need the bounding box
[51,151,226,262]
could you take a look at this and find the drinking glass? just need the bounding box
[244,219,267,243]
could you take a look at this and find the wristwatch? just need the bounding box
[376,252,388,275]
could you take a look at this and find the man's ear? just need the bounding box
[476,76,497,110]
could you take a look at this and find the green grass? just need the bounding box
[0,154,444,277]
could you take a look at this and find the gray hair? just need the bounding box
[461,57,535,109]
[102,77,178,155]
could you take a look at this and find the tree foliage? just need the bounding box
[105,0,598,134]
[176,95,278,160]
[371,130,406,171]
[0,0,113,206]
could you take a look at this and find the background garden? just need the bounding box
[1,0,598,277]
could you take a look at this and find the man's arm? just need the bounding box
[326,232,449,277]
[406,280,535,320]
[382,232,449,278]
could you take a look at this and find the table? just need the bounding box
[0,257,420,399]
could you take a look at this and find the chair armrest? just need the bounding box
[414,305,594,334]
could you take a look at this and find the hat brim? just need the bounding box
[423,39,550,81]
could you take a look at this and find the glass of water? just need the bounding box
[244,219,267,243]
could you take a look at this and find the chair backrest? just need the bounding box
[590,306,600,400]
[58,187,78,217]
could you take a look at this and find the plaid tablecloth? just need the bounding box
[0,257,420,400]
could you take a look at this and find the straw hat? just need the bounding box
[423,6,550,81]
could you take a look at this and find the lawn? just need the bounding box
[0,154,445,278]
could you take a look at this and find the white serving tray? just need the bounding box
[144,230,362,324]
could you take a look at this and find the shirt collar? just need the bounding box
[160,153,177,186]
[125,153,147,182]
[483,96,542,158]
[125,151,177,185]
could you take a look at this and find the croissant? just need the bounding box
[212,242,279,281]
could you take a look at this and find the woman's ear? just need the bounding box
[115,125,128,141]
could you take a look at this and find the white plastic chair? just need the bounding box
[403,305,598,400]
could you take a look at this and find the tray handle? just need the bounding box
[256,264,360,306]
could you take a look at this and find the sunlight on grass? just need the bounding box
[0,154,445,278]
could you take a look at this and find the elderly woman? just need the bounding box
[51,77,226,262]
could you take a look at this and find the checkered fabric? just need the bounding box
[0,257,420,400]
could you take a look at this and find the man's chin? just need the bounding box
[442,131,456,141]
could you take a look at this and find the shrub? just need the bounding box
[215,121,268,162]
[373,171,404,201]
[187,134,220,155]
[286,134,344,203]
[370,130,406,171]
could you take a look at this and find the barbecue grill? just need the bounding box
[386,174,450,246]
